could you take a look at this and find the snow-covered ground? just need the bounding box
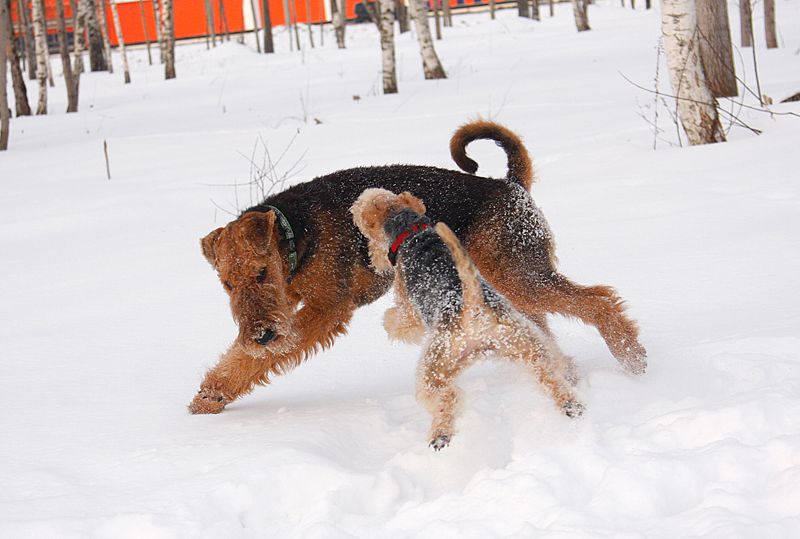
[2,2,799,537]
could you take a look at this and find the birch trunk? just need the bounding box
[218,0,230,41]
[379,0,397,93]
[490,0,495,19]
[31,0,47,113]
[137,0,153,64]
[548,0,553,17]
[696,0,736,97]
[110,0,130,83]
[531,0,540,20]
[203,0,216,48]
[74,0,86,74]
[152,0,164,63]
[96,0,114,73]
[305,0,314,48]
[517,0,530,17]
[289,0,300,51]
[56,0,79,111]
[0,0,9,149]
[261,0,273,52]
[18,0,36,79]
[36,0,54,86]
[85,0,108,71]
[433,0,441,40]
[330,0,345,48]
[408,0,446,79]
[442,0,451,27]
[739,0,752,47]
[660,0,725,145]
[248,0,261,52]
[764,0,777,49]
[571,0,589,31]
[3,0,31,115]
[396,0,409,33]
[162,0,175,79]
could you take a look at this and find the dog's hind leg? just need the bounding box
[416,331,477,451]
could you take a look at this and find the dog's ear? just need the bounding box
[238,211,278,256]
[398,191,426,215]
[201,227,224,267]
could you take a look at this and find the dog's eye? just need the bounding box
[256,268,267,284]
[223,281,233,291]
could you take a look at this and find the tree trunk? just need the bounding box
[764,0,777,49]
[305,0,314,48]
[36,0,54,86]
[162,0,175,78]
[531,0,540,20]
[379,0,396,93]
[330,0,345,48]
[517,0,529,17]
[56,0,79,111]
[548,0,553,16]
[0,0,9,150]
[739,0,752,47]
[442,0,451,27]
[490,0,495,19]
[396,0,409,33]
[74,0,87,74]
[97,0,114,73]
[137,0,153,64]
[152,0,164,63]
[218,0,230,41]
[3,0,31,115]
[203,0,216,48]
[31,0,47,113]
[645,0,651,8]
[571,0,589,31]
[110,0,130,83]
[18,0,36,80]
[261,0,273,52]
[248,0,261,52]
[408,0,446,79]
[696,0,736,97]
[85,0,108,71]
[433,0,441,40]
[660,0,725,145]
[289,0,300,51]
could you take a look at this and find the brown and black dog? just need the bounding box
[190,121,646,414]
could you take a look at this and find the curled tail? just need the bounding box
[435,223,486,315]
[450,120,534,191]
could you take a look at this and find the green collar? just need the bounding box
[265,205,298,273]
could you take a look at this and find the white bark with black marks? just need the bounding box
[3,0,31,115]
[0,0,10,149]
[56,0,79,111]
[408,0,446,79]
[571,0,590,31]
[97,0,114,73]
[110,0,130,83]
[379,0,397,93]
[660,0,725,145]
[162,0,175,79]
[31,0,47,113]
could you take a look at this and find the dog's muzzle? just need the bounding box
[254,328,277,345]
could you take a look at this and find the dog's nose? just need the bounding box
[254,329,277,345]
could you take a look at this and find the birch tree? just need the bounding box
[137,0,153,64]
[305,0,314,48]
[97,0,114,73]
[3,0,31,115]
[396,0,409,33]
[0,0,9,150]
[152,0,164,63]
[368,0,397,93]
[110,0,130,83]
[696,0,736,97]
[218,0,230,41]
[31,0,47,113]
[660,0,725,145]
[74,0,87,74]
[330,0,345,48]
[56,0,79,111]
[85,0,108,71]
[162,0,175,79]
[18,0,36,79]
[571,0,590,31]
[248,0,261,52]
[517,0,530,18]
[764,0,777,48]
[739,0,752,47]
[408,0,446,79]
[261,0,274,52]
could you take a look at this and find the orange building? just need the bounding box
[9,0,488,46]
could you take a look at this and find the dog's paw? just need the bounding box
[188,389,228,414]
[615,342,648,375]
[430,434,451,451]
[563,399,585,418]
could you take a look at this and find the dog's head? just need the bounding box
[201,211,297,356]
[350,188,426,273]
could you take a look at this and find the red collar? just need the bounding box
[389,223,430,265]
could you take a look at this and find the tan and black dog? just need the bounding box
[191,121,645,414]
[351,188,584,450]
